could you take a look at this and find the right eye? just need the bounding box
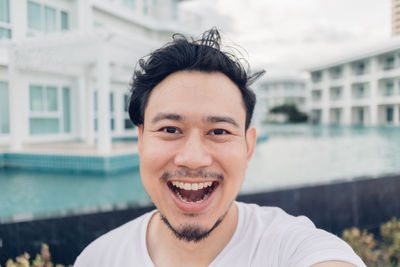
[161,127,179,134]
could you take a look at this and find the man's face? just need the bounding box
[138,71,256,241]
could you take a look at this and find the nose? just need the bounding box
[174,131,212,169]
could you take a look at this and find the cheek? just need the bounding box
[140,139,177,168]
[215,143,248,174]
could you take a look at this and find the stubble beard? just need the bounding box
[158,168,231,243]
[159,202,232,243]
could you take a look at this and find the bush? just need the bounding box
[2,243,72,267]
[269,104,308,123]
[342,217,400,267]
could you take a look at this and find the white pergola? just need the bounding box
[8,30,159,154]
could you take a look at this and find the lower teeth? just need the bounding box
[176,191,210,204]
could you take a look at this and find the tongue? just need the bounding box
[178,188,207,202]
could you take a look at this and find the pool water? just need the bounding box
[0,169,150,221]
[1,124,400,221]
[245,124,400,192]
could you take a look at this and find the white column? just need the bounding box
[10,0,27,41]
[96,44,111,154]
[76,0,93,32]
[369,57,379,125]
[77,70,88,142]
[86,74,95,145]
[8,47,23,150]
[114,89,124,135]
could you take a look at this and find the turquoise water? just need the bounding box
[1,124,400,221]
[245,124,400,192]
[0,169,150,221]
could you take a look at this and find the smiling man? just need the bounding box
[74,29,365,267]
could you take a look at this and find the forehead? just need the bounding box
[144,71,246,125]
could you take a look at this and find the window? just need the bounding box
[143,0,148,14]
[27,1,42,31]
[44,6,56,32]
[329,66,343,80]
[330,87,342,100]
[0,0,10,23]
[382,55,395,70]
[284,83,294,90]
[172,0,178,19]
[93,91,115,131]
[352,83,369,99]
[311,109,322,124]
[61,11,69,31]
[62,87,71,133]
[122,0,135,9]
[29,84,70,135]
[110,92,115,131]
[0,81,9,134]
[331,108,341,124]
[27,1,70,33]
[311,71,322,83]
[311,90,322,102]
[387,107,394,123]
[384,81,394,96]
[358,109,364,124]
[124,94,135,129]
[352,60,367,75]
[0,0,11,39]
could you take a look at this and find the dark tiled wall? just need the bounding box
[1,175,399,265]
[237,175,400,235]
[0,206,155,266]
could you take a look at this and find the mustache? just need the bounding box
[161,169,224,182]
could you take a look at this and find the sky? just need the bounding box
[180,0,391,74]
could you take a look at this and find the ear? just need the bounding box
[137,124,143,153]
[245,126,257,163]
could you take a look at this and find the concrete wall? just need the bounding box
[1,174,399,265]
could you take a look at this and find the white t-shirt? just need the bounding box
[74,202,366,267]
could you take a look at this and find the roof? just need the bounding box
[306,36,400,72]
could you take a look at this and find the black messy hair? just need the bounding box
[128,27,265,130]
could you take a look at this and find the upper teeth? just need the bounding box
[171,181,213,191]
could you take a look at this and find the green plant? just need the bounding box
[269,104,308,123]
[342,227,379,266]
[3,243,72,267]
[380,217,400,266]
[342,217,400,267]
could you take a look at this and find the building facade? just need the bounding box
[0,0,199,153]
[307,39,400,126]
[393,0,400,36]
[254,74,306,123]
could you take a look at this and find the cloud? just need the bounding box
[180,0,391,70]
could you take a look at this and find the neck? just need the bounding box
[146,203,238,267]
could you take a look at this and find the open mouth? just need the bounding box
[168,181,219,204]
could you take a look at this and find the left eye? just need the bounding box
[210,129,227,135]
[162,127,179,134]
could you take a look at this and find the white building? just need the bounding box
[393,0,400,36]
[0,0,199,154]
[254,73,307,124]
[307,38,400,126]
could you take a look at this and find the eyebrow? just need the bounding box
[152,113,183,124]
[205,116,239,128]
[151,113,240,128]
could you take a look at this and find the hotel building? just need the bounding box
[307,38,400,126]
[393,0,400,36]
[0,0,199,153]
[254,73,307,123]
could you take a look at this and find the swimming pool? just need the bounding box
[1,124,400,223]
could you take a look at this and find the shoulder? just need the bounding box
[235,202,366,267]
[237,201,315,231]
[74,210,155,267]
